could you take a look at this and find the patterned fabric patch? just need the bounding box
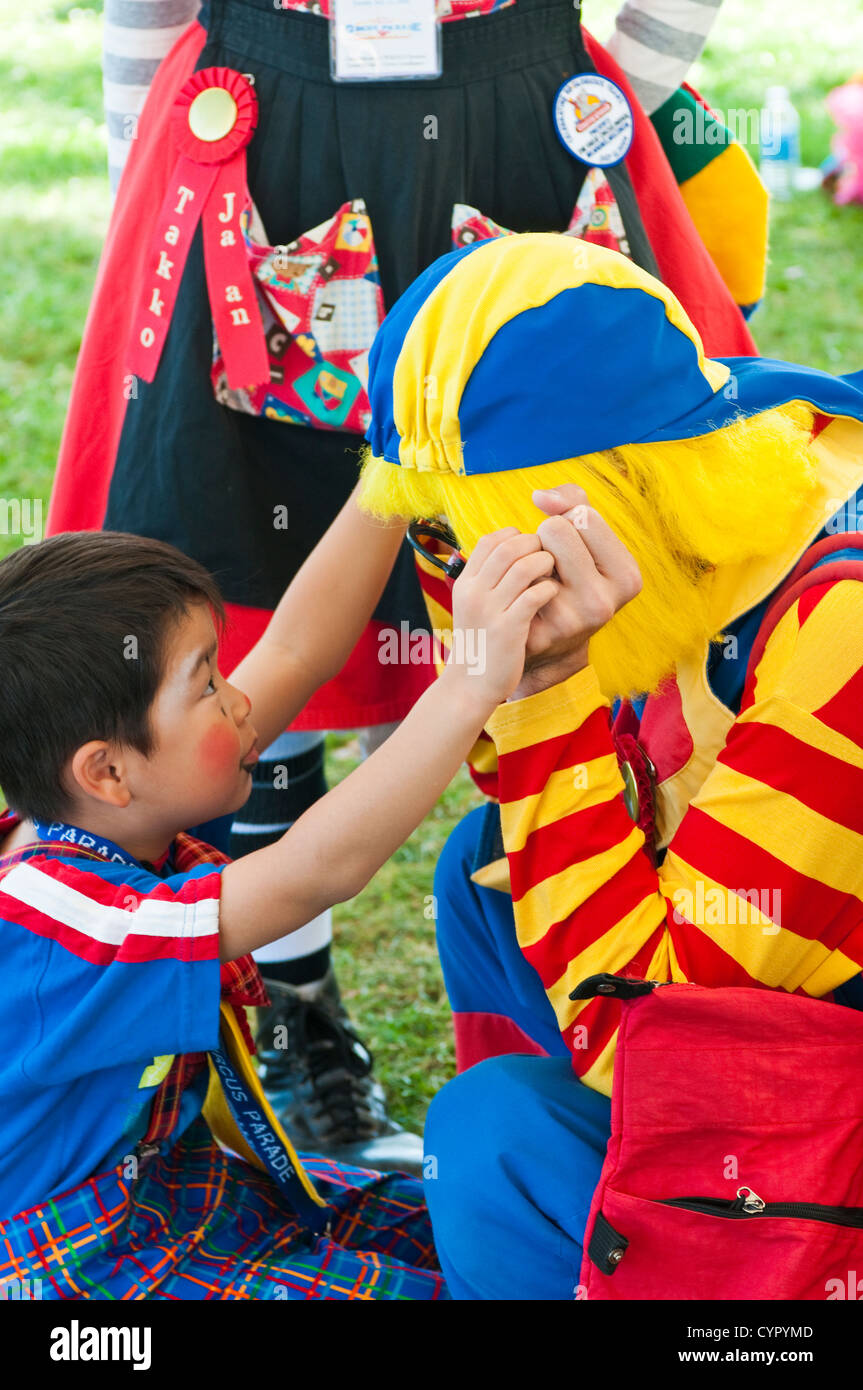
[566,167,631,257]
[294,361,362,429]
[451,203,515,248]
[217,187,620,433]
[451,186,631,260]
[259,252,323,301]
[311,277,382,357]
[212,199,384,435]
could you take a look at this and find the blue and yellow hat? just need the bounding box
[365,234,863,475]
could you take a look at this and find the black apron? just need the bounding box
[107,0,658,621]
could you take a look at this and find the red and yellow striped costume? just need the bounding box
[416,429,863,1097]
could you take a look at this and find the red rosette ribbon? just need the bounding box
[128,68,270,390]
[172,67,258,164]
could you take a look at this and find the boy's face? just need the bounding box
[135,601,259,832]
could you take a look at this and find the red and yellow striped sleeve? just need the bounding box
[487,578,863,1097]
[487,666,667,1095]
[415,552,501,798]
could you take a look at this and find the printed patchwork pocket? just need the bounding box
[451,176,631,257]
[212,189,627,434]
[212,198,384,434]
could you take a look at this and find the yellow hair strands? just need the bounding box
[359,404,817,699]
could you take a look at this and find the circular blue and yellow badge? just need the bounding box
[553,73,634,168]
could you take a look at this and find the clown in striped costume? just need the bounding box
[358,233,863,1298]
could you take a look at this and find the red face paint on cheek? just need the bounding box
[198,724,240,778]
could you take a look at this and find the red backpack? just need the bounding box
[574,974,863,1301]
[577,532,863,1300]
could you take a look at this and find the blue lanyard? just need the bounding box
[208,1042,328,1235]
[31,819,173,874]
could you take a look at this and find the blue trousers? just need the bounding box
[424,806,612,1300]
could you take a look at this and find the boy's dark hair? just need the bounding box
[0,531,225,822]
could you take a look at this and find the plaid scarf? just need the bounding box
[0,826,269,1145]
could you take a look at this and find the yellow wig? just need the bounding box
[359,404,818,698]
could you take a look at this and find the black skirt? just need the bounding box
[107,0,657,622]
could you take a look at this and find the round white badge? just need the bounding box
[553,74,634,168]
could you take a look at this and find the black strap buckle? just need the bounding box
[588,1210,629,1275]
[569,973,666,1002]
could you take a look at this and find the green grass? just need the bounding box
[0,0,862,1131]
[0,1,109,549]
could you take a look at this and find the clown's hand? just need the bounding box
[447,527,560,709]
[509,486,642,701]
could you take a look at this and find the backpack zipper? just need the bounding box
[662,1185,863,1229]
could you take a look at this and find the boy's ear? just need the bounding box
[68,741,132,809]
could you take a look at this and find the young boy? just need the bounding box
[0,516,560,1300]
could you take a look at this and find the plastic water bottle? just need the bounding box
[760,86,800,200]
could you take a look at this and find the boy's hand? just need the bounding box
[509,486,642,700]
[445,528,559,709]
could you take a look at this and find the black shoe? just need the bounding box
[255,970,425,1176]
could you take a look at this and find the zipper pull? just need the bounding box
[736,1185,766,1213]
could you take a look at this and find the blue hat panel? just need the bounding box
[456,284,719,474]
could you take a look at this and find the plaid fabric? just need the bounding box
[0,1118,446,1301]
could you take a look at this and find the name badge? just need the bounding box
[553,74,634,168]
[331,0,442,82]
